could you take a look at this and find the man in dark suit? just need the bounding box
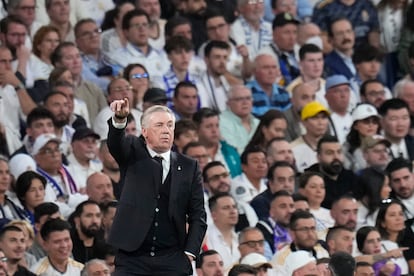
[107,98,207,275]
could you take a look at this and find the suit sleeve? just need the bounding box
[184,161,207,256]
[107,118,134,166]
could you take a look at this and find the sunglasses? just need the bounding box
[131,73,149,79]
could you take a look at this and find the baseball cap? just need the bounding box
[325,75,350,91]
[240,253,272,269]
[301,101,330,120]
[272,12,300,29]
[143,88,168,103]
[72,127,100,142]
[31,133,61,156]
[361,135,391,151]
[284,251,316,275]
[351,104,379,122]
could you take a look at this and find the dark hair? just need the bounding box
[386,157,412,179]
[32,26,60,58]
[174,119,197,139]
[356,168,387,217]
[327,17,351,37]
[299,43,322,60]
[228,264,257,276]
[203,161,226,182]
[352,45,383,64]
[183,141,205,155]
[51,41,77,66]
[292,193,308,203]
[355,261,373,269]
[208,192,233,211]
[204,9,227,24]
[0,15,26,34]
[409,41,414,60]
[34,202,59,223]
[27,107,54,128]
[164,16,191,38]
[204,40,230,57]
[164,35,193,54]
[356,226,378,253]
[240,146,266,165]
[289,210,314,229]
[298,171,324,189]
[174,81,197,98]
[406,2,414,32]
[316,135,339,154]
[326,226,354,245]
[122,9,150,30]
[360,79,383,97]
[378,98,409,117]
[15,171,46,207]
[246,110,287,150]
[193,108,219,127]
[40,218,71,241]
[43,91,67,104]
[0,225,22,240]
[267,161,295,181]
[100,200,117,216]
[375,200,405,241]
[196,249,220,268]
[74,18,96,38]
[331,194,356,210]
[329,252,356,276]
[123,63,148,81]
[71,200,100,218]
[48,66,70,86]
[270,190,292,204]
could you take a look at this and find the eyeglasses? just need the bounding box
[381,198,393,204]
[293,226,316,233]
[248,0,264,4]
[18,5,36,12]
[0,257,7,263]
[131,73,149,79]
[112,86,133,92]
[79,28,102,39]
[207,171,230,182]
[240,240,265,248]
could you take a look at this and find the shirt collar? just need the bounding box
[147,146,171,163]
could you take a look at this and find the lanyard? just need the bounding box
[207,74,228,112]
[240,16,265,53]
[37,168,65,197]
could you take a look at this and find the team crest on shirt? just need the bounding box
[361,10,369,22]
[236,186,246,195]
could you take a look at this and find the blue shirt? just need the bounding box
[246,80,291,116]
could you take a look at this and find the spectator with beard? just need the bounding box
[98,140,121,200]
[67,128,102,191]
[179,0,208,51]
[306,135,357,209]
[0,225,36,276]
[195,250,225,276]
[69,200,106,264]
[265,138,295,168]
[86,173,115,205]
[330,195,358,231]
[360,80,387,109]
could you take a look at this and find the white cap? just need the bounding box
[352,104,379,122]
[284,251,316,275]
[31,133,61,156]
[240,253,272,268]
[8,154,36,179]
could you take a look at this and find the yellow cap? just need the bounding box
[301,101,330,120]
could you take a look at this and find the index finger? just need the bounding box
[399,247,409,251]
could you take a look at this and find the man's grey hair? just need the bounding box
[140,105,175,129]
[394,78,414,98]
[81,259,109,276]
[238,226,262,243]
[227,85,252,100]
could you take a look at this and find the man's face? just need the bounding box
[363,143,390,169]
[173,86,198,118]
[174,130,198,152]
[108,78,134,104]
[171,23,192,40]
[77,204,102,238]
[330,198,358,230]
[185,146,209,171]
[168,48,192,72]
[72,136,98,162]
[206,16,229,42]
[317,142,344,176]
[136,0,161,23]
[198,116,220,146]
[75,21,101,54]
[34,141,62,173]
[204,165,231,195]
[198,253,224,276]
[205,48,229,76]
[0,48,13,72]
[362,82,386,108]
[57,46,82,76]
[26,118,55,140]
[126,120,138,136]
[55,85,75,113]
[0,161,10,195]
[125,15,149,47]
[266,140,295,166]
[328,229,354,255]
[211,196,238,227]
[227,87,253,118]
[356,60,381,80]
[381,108,410,140]
[87,174,114,204]
[142,111,175,153]
[273,0,297,15]
[86,262,110,276]
[355,265,375,276]
[0,250,8,276]
[239,1,264,23]
[291,218,317,250]
[47,0,70,24]
[269,196,295,227]
[325,84,350,114]
[268,166,295,194]
[183,0,207,15]
[330,19,355,53]
[390,167,414,199]
[300,52,323,80]
[273,24,298,52]
[3,23,26,51]
[293,262,319,276]
[13,0,36,27]
[0,231,25,263]
[44,94,70,128]
[303,113,329,137]
[44,230,72,262]
[399,83,414,115]
[291,84,316,111]
[242,152,268,180]
[254,55,280,87]
[238,230,265,257]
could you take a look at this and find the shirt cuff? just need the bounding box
[111,116,127,129]
[184,251,196,259]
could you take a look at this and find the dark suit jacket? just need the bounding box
[324,50,355,80]
[107,120,207,255]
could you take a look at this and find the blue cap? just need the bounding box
[325,75,350,91]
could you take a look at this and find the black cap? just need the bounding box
[272,12,300,29]
[72,127,100,142]
[143,88,168,103]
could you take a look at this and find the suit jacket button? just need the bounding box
[155,208,159,212]
[150,252,155,257]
